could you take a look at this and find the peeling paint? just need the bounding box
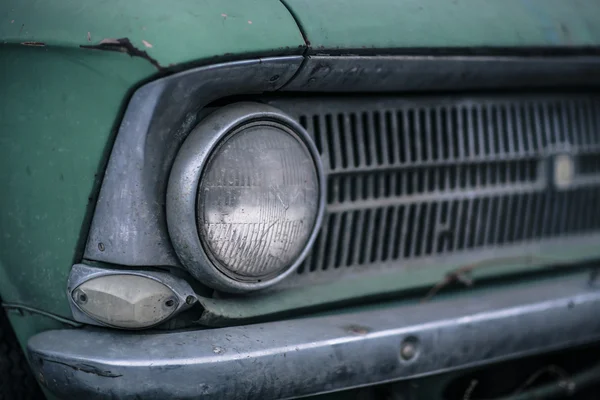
[80,37,163,71]
[21,41,45,47]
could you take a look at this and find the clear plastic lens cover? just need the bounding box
[198,122,319,280]
[73,275,178,329]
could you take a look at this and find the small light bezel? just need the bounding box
[67,264,197,330]
[166,102,326,293]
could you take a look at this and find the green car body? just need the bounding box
[2,0,600,398]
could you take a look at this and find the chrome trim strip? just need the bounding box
[282,55,600,92]
[84,56,303,267]
[29,272,600,399]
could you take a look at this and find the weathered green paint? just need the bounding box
[199,240,600,324]
[1,0,305,68]
[0,46,156,321]
[282,0,600,51]
[0,0,305,349]
[2,0,600,380]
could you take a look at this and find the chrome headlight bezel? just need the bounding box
[166,102,325,293]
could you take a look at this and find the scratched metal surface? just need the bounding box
[28,271,600,399]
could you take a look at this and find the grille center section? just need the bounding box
[267,95,600,284]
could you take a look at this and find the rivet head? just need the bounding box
[73,289,88,304]
[164,298,175,308]
[400,337,419,361]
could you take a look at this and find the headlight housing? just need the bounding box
[167,102,325,292]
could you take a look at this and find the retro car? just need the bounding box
[2,0,600,398]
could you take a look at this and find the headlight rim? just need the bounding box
[166,102,325,293]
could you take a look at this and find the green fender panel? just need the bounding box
[0,47,156,318]
[0,0,304,343]
[0,0,305,66]
[281,0,600,51]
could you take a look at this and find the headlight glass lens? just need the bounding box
[197,121,319,280]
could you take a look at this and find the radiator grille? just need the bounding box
[268,95,600,280]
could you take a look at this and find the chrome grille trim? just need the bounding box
[268,95,600,280]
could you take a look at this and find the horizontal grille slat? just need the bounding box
[273,94,600,280]
[300,187,600,270]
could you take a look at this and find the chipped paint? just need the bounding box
[80,37,163,71]
[0,0,305,67]
[20,41,45,47]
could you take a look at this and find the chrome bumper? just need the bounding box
[29,272,600,399]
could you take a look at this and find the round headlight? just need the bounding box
[199,121,319,280]
[167,103,325,293]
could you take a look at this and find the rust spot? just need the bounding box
[21,42,45,47]
[344,324,370,335]
[80,37,163,71]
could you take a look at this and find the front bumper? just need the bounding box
[29,271,600,399]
